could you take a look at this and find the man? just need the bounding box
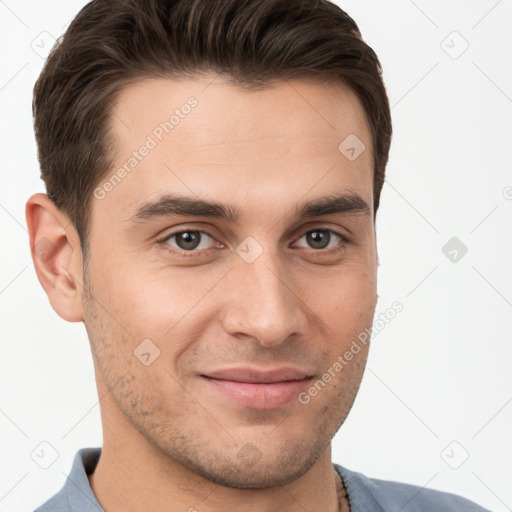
[26,0,491,511]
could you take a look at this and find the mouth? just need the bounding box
[200,367,314,409]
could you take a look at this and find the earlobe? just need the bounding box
[25,193,85,322]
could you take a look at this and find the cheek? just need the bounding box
[315,267,377,322]
[87,232,376,347]
[309,270,376,371]
[87,256,231,372]
[88,249,211,326]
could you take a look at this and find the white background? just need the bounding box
[1,1,511,511]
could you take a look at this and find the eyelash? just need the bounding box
[157,227,349,259]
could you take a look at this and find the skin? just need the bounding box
[26,75,378,512]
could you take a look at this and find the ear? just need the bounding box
[26,193,85,322]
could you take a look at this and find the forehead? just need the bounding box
[110,74,372,155]
[95,75,374,225]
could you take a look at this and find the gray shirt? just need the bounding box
[33,447,492,511]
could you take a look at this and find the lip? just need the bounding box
[203,367,311,383]
[201,367,314,409]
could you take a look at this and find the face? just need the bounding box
[83,75,377,488]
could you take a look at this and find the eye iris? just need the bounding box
[176,231,201,250]
[307,230,330,249]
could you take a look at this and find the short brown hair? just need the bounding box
[33,0,392,255]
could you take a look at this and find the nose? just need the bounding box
[220,248,308,348]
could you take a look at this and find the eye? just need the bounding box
[159,227,348,258]
[293,229,348,253]
[162,230,220,254]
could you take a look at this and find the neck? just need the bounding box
[89,394,341,512]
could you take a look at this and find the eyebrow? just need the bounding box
[127,192,371,224]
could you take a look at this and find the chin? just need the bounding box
[182,447,321,489]
[147,424,328,489]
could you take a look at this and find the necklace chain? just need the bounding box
[334,469,349,512]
